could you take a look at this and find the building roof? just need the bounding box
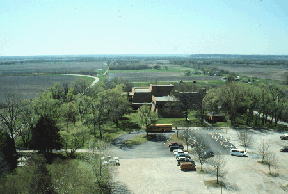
[132,102,152,105]
[134,88,150,93]
[154,96,177,102]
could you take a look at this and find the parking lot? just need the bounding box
[111,128,288,194]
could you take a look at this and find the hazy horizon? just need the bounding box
[1,0,287,56]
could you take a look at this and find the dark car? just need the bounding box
[280,147,288,152]
[170,144,184,151]
[205,151,214,158]
[168,142,183,147]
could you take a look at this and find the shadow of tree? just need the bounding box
[147,134,169,142]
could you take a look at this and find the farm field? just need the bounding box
[0,75,78,102]
[0,61,106,75]
[108,72,221,82]
[109,66,195,73]
[0,61,107,102]
[214,64,288,81]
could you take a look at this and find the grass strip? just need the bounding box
[125,134,148,146]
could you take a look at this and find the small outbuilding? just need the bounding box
[207,112,225,123]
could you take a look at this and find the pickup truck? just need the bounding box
[280,134,288,140]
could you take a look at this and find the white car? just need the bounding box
[230,149,247,157]
[101,156,120,166]
[173,149,189,156]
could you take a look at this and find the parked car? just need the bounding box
[236,150,247,157]
[170,144,184,151]
[280,147,288,152]
[204,151,214,158]
[280,134,288,140]
[101,156,120,166]
[179,162,196,171]
[173,149,184,156]
[168,142,183,147]
[173,149,188,156]
[176,154,191,161]
[175,152,185,158]
[177,159,195,166]
[230,149,241,156]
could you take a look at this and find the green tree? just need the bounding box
[62,101,78,130]
[32,90,61,121]
[71,77,90,95]
[0,130,17,173]
[137,105,158,136]
[31,116,62,156]
[49,82,64,100]
[108,85,131,128]
[185,70,191,76]
[153,64,160,70]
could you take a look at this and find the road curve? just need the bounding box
[61,74,100,88]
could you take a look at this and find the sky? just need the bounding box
[0,0,287,56]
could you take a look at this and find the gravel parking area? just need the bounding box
[111,129,288,194]
[111,133,209,193]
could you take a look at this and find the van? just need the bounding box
[230,149,247,157]
[230,149,241,156]
[179,162,196,171]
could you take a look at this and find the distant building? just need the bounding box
[129,84,206,118]
[129,84,174,110]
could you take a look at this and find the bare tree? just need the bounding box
[208,153,225,184]
[237,129,253,149]
[0,98,20,170]
[191,134,210,171]
[182,128,192,150]
[82,140,112,192]
[258,139,271,163]
[265,152,278,174]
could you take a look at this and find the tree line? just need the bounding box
[203,82,288,126]
[0,77,132,172]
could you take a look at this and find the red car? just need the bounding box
[280,134,288,140]
[168,142,183,147]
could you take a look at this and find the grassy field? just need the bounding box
[109,66,195,73]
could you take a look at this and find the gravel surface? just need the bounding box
[111,128,288,194]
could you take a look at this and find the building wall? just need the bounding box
[132,92,152,103]
[150,84,174,97]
